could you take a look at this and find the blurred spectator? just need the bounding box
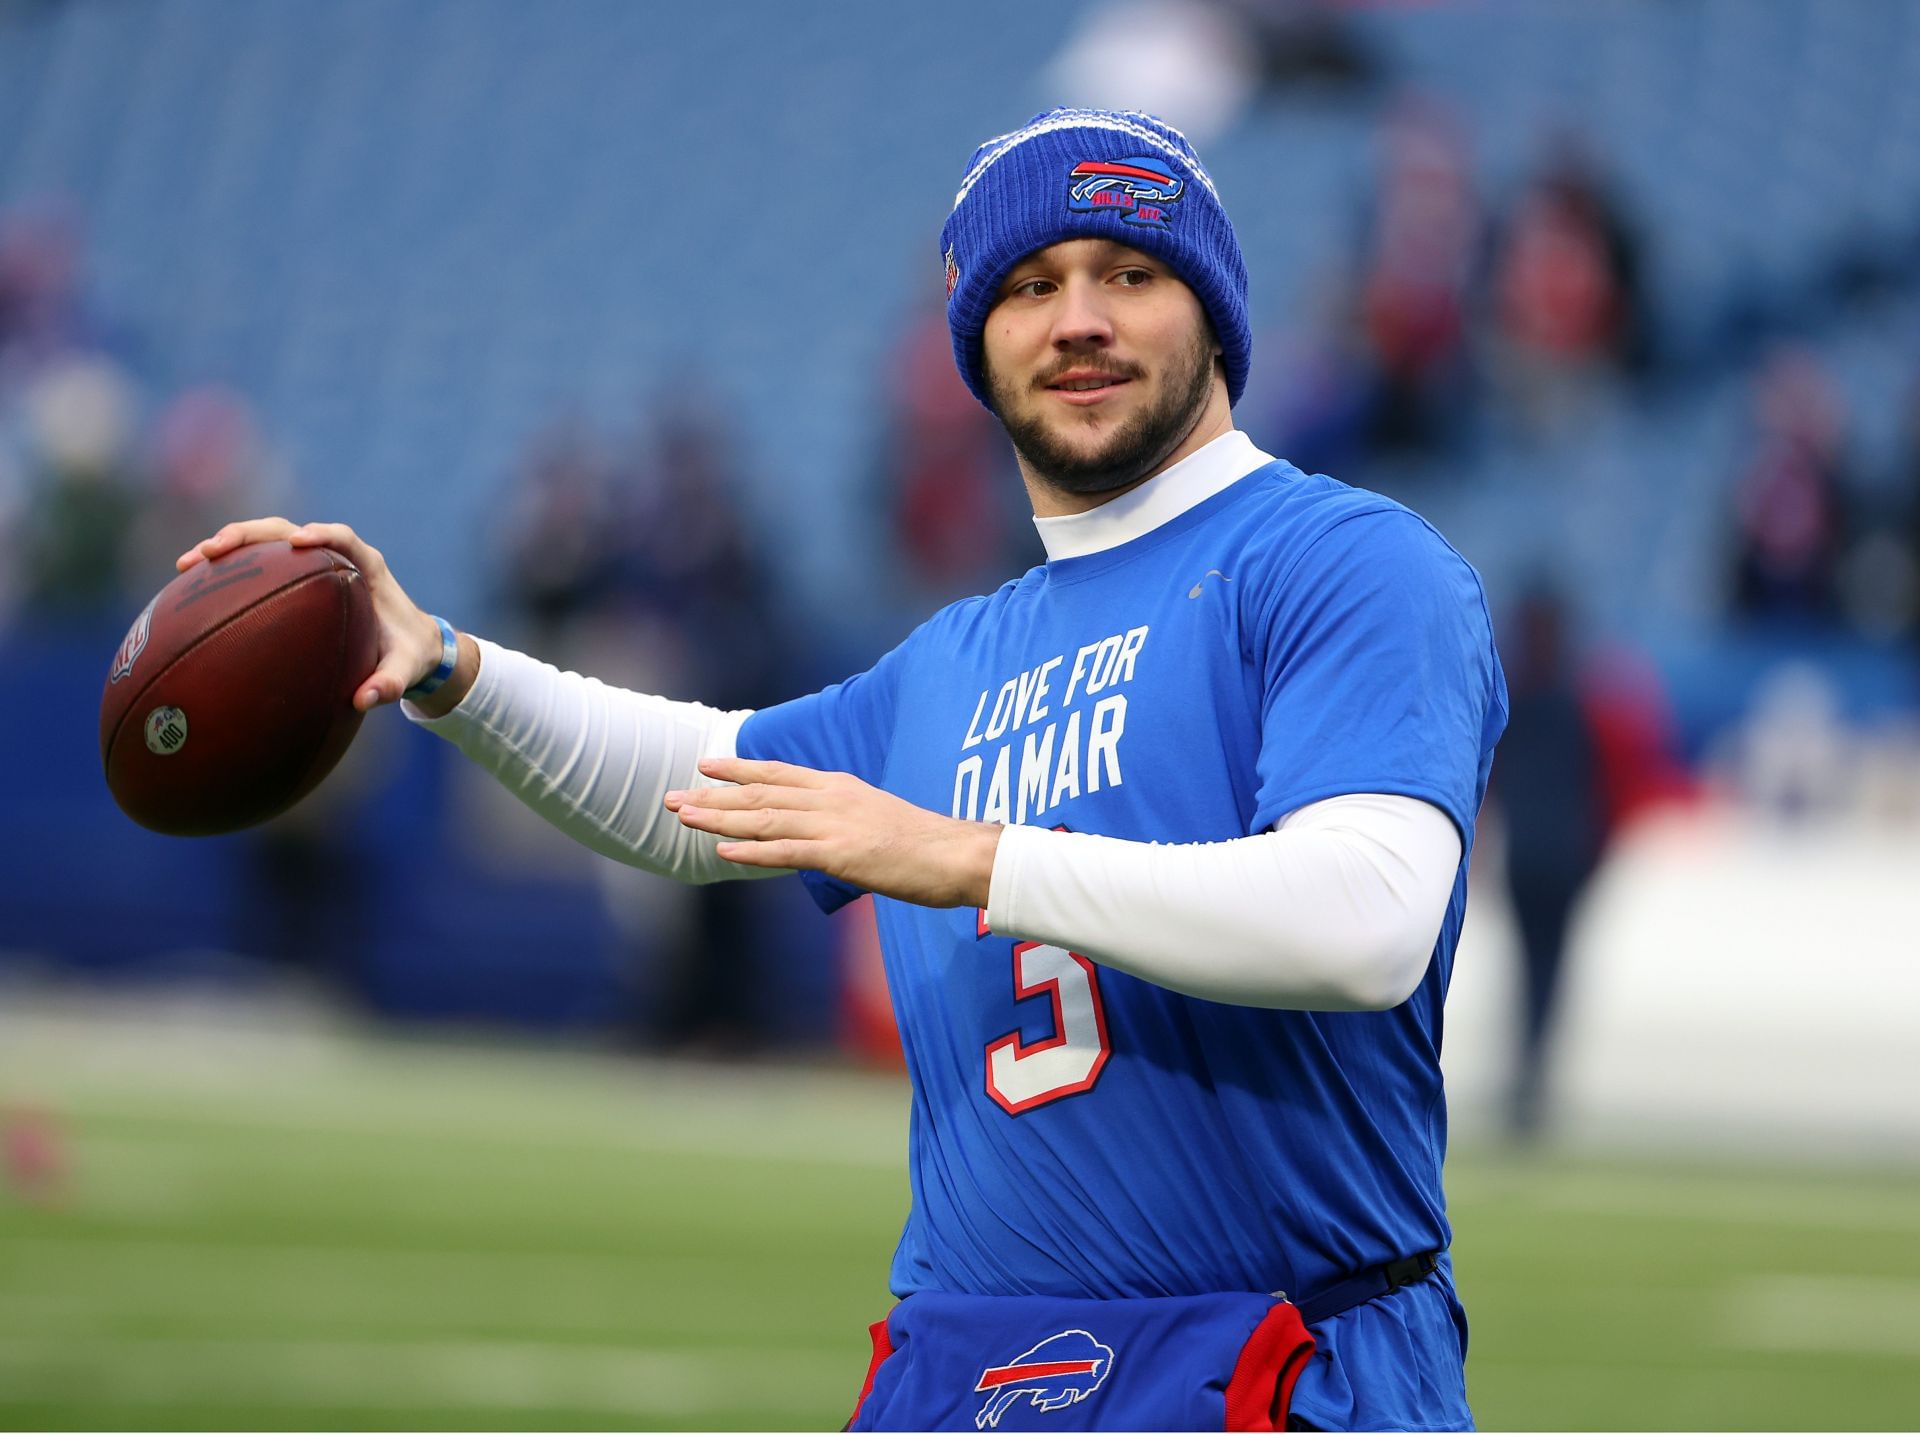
[1,1103,69,1208]
[0,206,95,389]
[1907,369,1920,553]
[1232,0,1384,95]
[1042,0,1379,149]
[233,732,389,991]
[1728,347,1853,626]
[127,385,293,583]
[1354,99,1481,456]
[1260,291,1376,480]
[1710,663,1852,821]
[1836,522,1920,644]
[1487,137,1652,435]
[0,438,27,632]
[1043,0,1263,147]
[1265,102,1481,474]
[499,418,618,656]
[502,401,790,706]
[879,306,1034,607]
[1835,365,1920,643]
[1580,641,1695,833]
[836,896,903,1068]
[618,401,793,1051]
[1904,376,1920,643]
[1491,586,1608,1141]
[17,354,142,617]
[1052,0,1382,145]
[0,207,163,625]
[610,399,790,711]
[497,397,796,1053]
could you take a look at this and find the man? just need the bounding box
[182,108,1505,1431]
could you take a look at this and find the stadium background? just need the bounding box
[2,0,1918,1428]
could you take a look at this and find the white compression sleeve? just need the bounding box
[984,793,1463,1011]
[403,638,777,885]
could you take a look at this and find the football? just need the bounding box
[100,540,379,837]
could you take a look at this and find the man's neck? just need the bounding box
[1029,429,1276,563]
[1019,386,1235,519]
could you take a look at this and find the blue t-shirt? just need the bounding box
[739,459,1506,1430]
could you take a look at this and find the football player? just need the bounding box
[182,108,1505,1431]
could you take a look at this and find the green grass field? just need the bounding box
[2,1003,1917,1430]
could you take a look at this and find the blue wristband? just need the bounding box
[404,615,460,702]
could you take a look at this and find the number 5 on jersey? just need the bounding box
[985,939,1112,1115]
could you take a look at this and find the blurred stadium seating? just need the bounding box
[0,0,1914,628]
[1,0,1916,1034]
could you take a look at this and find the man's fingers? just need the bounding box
[175,516,301,570]
[173,517,383,574]
[695,756,828,788]
[712,839,807,870]
[354,653,422,711]
[290,522,383,576]
[675,803,819,842]
[663,782,824,813]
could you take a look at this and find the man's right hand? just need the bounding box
[177,517,460,713]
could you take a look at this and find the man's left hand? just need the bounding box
[666,758,1001,910]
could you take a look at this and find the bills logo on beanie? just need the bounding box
[940,107,1251,411]
[1066,156,1183,228]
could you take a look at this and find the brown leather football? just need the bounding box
[100,541,378,836]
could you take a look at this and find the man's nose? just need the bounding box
[1050,276,1114,350]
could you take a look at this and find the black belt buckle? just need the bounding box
[1382,1250,1440,1293]
[1294,1248,1441,1326]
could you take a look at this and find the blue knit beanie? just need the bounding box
[940,107,1251,410]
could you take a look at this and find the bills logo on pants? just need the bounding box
[972,1329,1115,1429]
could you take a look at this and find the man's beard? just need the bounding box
[986,327,1217,499]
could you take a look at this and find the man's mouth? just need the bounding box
[1044,369,1134,404]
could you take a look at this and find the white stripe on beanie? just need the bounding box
[952,109,1223,209]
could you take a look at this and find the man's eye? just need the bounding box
[1013,278,1055,298]
[1115,268,1152,287]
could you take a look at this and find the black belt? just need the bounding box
[1292,1250,1441,1327]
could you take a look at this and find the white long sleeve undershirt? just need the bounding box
[408,638,1463,1011]
[985,795,1460,1012]
[407,639,771,885]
